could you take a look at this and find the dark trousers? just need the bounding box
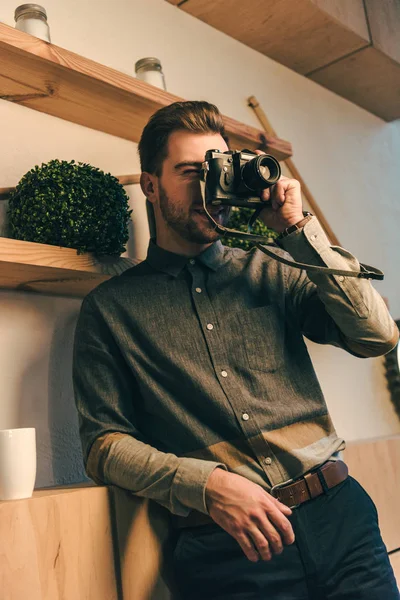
[171,476,399,600]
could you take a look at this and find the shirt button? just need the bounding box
[264,457,272,465]
[189,259,195,265]
[195,287,202,293]
[338,276,345,282]
[206,323,214,330]
[242,413,249,421]
[310,234,317,241]
[221,370,228,377]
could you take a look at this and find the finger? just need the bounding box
[266,508,295,546]
[252,521,283,556]
[269,495,293,515]
[271,182,285,211]
[260,188,271,202]
[248,528,272,561]
[235,532,260,562]
[271,197,282,213]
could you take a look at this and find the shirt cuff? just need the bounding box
[174,458,228,515]
[277,216,331,264]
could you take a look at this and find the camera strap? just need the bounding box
[254,244,384,280]
[199,180,384,281]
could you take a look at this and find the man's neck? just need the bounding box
[155,227,213,258]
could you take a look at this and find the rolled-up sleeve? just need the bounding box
[73,295,227,516]
[279,216,399,357]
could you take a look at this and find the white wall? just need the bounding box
[0,0,399,488]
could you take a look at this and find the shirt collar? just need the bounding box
[146,238,227,277]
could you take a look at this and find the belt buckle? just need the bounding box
[270,480,301,509]
[270,481,288,498]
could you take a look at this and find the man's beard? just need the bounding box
[158,181,231,244]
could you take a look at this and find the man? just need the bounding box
[73,101,399,599]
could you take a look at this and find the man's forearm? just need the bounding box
[86,431,227,516]
[280,216,398,356]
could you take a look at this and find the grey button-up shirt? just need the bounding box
[72,217,398,517]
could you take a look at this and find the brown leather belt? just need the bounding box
[173,460,348,530]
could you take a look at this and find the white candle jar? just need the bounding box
[135,58,167,91]
[14,4,51,42]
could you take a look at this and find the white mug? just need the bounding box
[0,428,37,500]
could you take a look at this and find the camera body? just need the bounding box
[201,149,281,208]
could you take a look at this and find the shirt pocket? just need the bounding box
[238,305,285,373]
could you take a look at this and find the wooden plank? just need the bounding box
[171,0,400,121]
[311,0,370,40]
[364,0,400,63]
[0,23,291,161]
[0,485,119,600]
[179,0,370,75]
[111,487,173,600]
[309,46,400,122]
[0,186,14,200]
[0,237,140,297]
[116,173,141,186]
[248,95,341,246]
[343,436,400,553]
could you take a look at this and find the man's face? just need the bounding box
[156,130,231,245]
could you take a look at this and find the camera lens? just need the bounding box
[242,154,281,191]
[259,164,270,179]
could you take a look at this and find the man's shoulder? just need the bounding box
[84,259,154,305]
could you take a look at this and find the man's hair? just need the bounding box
[138,100,229,177]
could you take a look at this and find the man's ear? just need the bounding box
[140,172,157,202]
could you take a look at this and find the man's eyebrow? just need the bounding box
[174,161,203,170]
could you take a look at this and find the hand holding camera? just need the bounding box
[200,148,383,280]
[253,150,304,234]
[201,148,304,235]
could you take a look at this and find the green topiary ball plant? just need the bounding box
[7,159,132,256]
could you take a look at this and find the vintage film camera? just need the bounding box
[200,148,281,208]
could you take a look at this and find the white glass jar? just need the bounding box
[14,4,51,42]
[135,58,167,91]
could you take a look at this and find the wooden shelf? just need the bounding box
[168,0,400,121]
[0,237,139,297]
[309,45,400,122]
[0,23,291,160]
[171,0,370,75]
[0,173,141,201]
